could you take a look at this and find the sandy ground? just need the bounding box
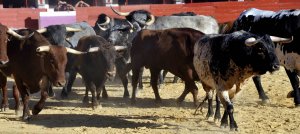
[0,67,300,134]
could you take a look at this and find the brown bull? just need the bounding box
[0,29,85,120]
[127,28,205,106]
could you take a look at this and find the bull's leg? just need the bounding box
[138,67,144,89]
[82,88,89,104]
[162,70,168,84]
[32,76,49,115]
[252,76,269,102]
[206,90,214,121]
[150,68,162,103]
[61,70,77,98]
[101,86,108,99]
[173,76,179,83]
[177,81,198,106]
[219,90,238,131]
[0,74,8,111]
[115,59,129,98]
[89,82,98,109]
[13,84,21,116]
[214,94,221,122]
[131,67,141,104]
[284,69,300,106]
[15,79,30,120]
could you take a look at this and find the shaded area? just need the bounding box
[25,114,160,128]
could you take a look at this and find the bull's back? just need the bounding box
[131,28,204,73]
[146,16,219,34]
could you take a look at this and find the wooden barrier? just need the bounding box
[0,0,299,29]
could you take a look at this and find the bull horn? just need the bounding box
[270,36,293,44]
[7,28,30,39]
[97,23,108,31]
[66,47,86,54]
[87,47,100,52]
[110,5,130,16]
[145,14,155,26]
[98,16,111,26]
[115,46,127,51]
[126,20,134,33]
[66,27,82,32]
[245,37,258,46]
[36,28,47,33]
[36,46,50,52]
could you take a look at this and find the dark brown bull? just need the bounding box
[0,24,32,64]
[127,28,205,106]
[0,29,85,120]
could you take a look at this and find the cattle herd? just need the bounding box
[0,7,299,131]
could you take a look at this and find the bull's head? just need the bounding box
[37,25,82,47]
[110,5,155,28]
[0,25,33,64]
[36,45,85,86]
[226,31,282,75]
[95,14,111,31]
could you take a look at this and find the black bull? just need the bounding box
[230,8,300,106]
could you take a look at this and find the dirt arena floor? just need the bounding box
[0,67,300,134]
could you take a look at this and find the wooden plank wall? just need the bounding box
[0,0,299,29]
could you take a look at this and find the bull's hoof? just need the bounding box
[32,106,42,115]
[102,93,108,99]
[287,91,294,98]
[22,115,32,121]
[48,92,55,98]
[260,99,270,105]
[82,96,89,104]
[230,128,238,131]
[220,124,228,129]
[207,116,214,122]
[60,91,68,99]
[214,118,221,123]
[0,104,8,112]
[92,104,101,110]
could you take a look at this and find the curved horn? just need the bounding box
[66,27,82,32]
[245,37,258,46]
[98,16,111,26]
[36,46,50,52]
[66,47,86,54]
[97,23,108,31]
[126,20,134,33]
[270,36,293,44]
[145,14,155,26]
[115,46,127,51]
[36,28,47,33]
[6,28,29,39]
[110,5,130,16]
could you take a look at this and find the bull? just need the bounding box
[1,29,85,120]
[37,22,96,98]
[126,28,204,105]
[73,35,127,109]
[193,30,290,130]
[109,7,219,90]
[230,8,300,106]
